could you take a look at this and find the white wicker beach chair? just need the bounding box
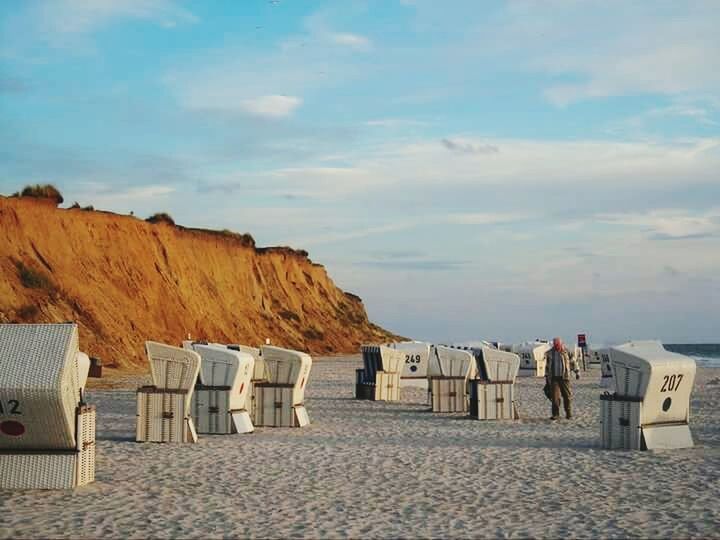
[0,323,96,489]
[190,344,255,434]
[356,344,405,401]
[468,346,521,420]
[427,346,475,413]
[136,342,201,443]
[253,346,312,427]
[601,341,696,450]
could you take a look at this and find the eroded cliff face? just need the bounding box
[0,197,399,372]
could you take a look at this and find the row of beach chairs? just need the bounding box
[0,323,313,490]
[356,339,698,451]
[356,342,521,420]
[136,341,312,443]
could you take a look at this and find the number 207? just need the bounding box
[661,374,683,392]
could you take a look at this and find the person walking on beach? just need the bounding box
[544,337,580,420]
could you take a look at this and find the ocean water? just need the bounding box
[665,344,720,368]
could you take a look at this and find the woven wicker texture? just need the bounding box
[136,389,192,443]
[0,323,81,450]
[261,346,312,405]
[0,407,96,489]
[428,346,475,378]
[431,378,467,412]
[193,345,253,411]
[145,341,200,396]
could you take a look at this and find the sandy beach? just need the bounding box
[2,357,719,539]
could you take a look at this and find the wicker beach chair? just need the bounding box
[136,341,201,443]
[427,346,475,413]
[190,344,255,434]
[253,346,312,427]
[356,345,405,401]
[0,323,96,489]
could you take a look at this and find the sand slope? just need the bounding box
[2,359,719,539]
[0,197,400,368]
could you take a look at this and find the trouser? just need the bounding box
[550,376,572,418]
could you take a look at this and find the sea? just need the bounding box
[665,344,720,368]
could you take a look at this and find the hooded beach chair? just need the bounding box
[427,346,476,413]
[356,344,405,401]
[600,341,696,451]
[513,341,552,377]
[0,323,96,489]
[468,346,521,420]
[190,344,255,434]
[136,341,201,443]
[253,346,312,427]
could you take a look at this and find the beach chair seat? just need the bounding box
[136,342,201,443]
[0,323,96,489]
[469,380,516,420]
[253,346,312,427]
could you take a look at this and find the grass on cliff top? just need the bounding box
[11,184,64,205]
[146,212,176,226]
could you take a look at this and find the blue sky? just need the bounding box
[1,0,719,345]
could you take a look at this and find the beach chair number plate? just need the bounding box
[660,374,683,393]
[405,355,421,364]
[0,399,22,415]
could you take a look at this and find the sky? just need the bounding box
[1,0,719,346]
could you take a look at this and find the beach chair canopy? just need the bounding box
[192,344,254,410]
[146,341,201,392]
[475,346,521,382]
[261,346,312,404]
[0,323,84,450]
[388,341,431,378]
[428,346,475,378]
[228,344,266,380]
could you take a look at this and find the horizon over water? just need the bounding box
[665,343,720,368]
[450,340,720,368]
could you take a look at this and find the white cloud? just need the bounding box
[197,136,720,201]
[13,0,197,49]
[444,212,527,225]
[473,1,720,105]
[598,208,720,240]
[364,119,427,128]
[240,95,302,118]
[329,32,371,50]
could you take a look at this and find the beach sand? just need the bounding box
[2,357,719,539]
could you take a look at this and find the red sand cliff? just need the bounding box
[0,196,400,372]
